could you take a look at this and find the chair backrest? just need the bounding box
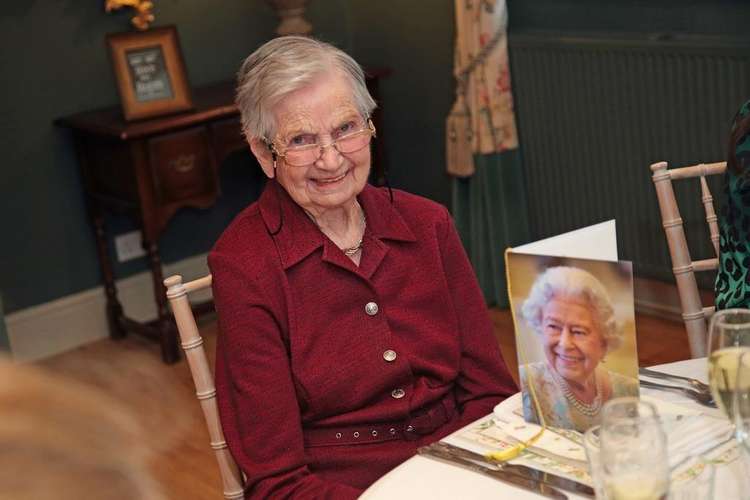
[650,160,726,358]
[164,274,244,500]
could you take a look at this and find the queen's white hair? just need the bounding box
[520,266,622,352]
[235,36,377,141]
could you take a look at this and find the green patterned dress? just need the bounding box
[715,100,750,309]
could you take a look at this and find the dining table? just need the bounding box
[359,358,747,499]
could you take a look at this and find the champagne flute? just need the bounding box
[735,349,750,458]
[599,397,669,500]
[707,308,750,439]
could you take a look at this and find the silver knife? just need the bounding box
[418,444,568,499]
[430,441,595,497]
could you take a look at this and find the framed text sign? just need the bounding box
[106,26,193,121]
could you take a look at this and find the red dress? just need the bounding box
[209,181,517,499]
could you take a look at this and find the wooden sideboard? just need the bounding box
[56,71,389,363]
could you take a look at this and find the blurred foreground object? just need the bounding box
[0,358,165,500]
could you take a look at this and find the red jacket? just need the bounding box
[209,181,516,499]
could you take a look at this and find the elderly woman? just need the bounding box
[208,36,516,498]
[519,266,638,432]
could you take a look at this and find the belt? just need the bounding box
[304,394,456,447]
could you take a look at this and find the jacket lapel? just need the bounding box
[357,185,417,280]
[258,181,324,269]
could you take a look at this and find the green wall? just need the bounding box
[0,1,270,314]
[0,1,456,315]
[2,0,747,318]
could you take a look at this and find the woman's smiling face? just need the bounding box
[540,293,607,387]
[263,71,371,216]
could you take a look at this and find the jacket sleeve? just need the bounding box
[209,251,362,500]
[436,208,518,423]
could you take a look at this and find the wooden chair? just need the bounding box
[650,160,726,358]
[164,274,244,500]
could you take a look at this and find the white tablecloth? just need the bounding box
[360,358,746,499]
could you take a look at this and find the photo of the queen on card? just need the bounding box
[511,257,640,432]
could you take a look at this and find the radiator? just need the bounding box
[509,32,750,284]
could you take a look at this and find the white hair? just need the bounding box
[520,266,622,352]
[235,36,377,140]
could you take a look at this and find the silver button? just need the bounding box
[391,388,405,399]
[383,349,397,362]
[365,302,379,316]
[353,431,360,438]
[406,425,415,433]
[335,432,342,439]
[371,430,378,437]
[389,428,397,435]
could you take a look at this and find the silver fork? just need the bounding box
[639,379,716,408]
[639,367,711,393]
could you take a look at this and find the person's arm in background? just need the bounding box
[436,207,518,423]
[715,99,750,310]
[210,251,362,500]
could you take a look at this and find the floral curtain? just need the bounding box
[447,0,530,307]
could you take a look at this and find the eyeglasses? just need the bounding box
[266,118,376,167]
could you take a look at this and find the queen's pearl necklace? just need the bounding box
[549,366,603,417]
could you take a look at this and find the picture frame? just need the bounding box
[106,25,193,121]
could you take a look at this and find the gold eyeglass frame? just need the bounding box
[266,118,377,167]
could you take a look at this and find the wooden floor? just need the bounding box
[35,309,691,499]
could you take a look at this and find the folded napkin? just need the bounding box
[641,394,702,420]
[665,415,734,469]
[637,395,733,469]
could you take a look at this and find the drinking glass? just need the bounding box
[707,308,750,440]
[599,397,669,500]
[735,349,750,459]
[583,425,606,499]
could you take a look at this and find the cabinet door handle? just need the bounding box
[169,154,196,173]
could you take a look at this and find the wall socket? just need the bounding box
[114,230,146,262]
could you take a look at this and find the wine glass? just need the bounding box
[707,308,750,441]
[735,349,750,458]
[583,425,607,499]
[599,397,670,500]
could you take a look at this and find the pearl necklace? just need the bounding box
[549,366,603,417]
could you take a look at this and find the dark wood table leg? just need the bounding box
[72,131,127,341]
[144,240,180,363]
[90,203,127,340]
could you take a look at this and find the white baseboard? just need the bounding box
[6,253,210,362]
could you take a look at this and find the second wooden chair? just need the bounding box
[650,160,726,358]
